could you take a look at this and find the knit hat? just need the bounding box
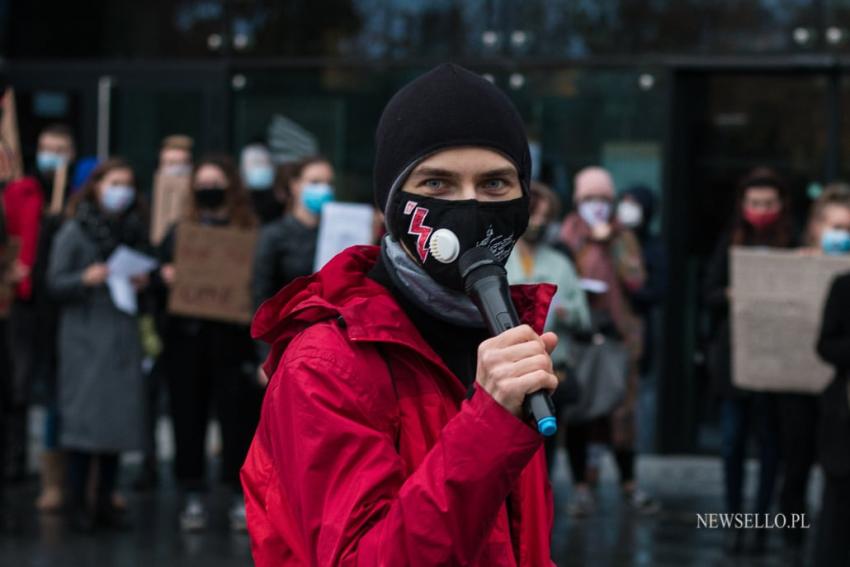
[373,63,531,213]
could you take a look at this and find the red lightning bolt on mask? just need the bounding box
[407,207,433,262]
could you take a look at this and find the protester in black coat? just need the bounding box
[814,272,850,567]
[158,155,261,534]
[778,184,850,555]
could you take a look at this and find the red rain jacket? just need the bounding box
[242,245,557,566]
[2,176,44,300]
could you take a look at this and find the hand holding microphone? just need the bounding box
[429,230,560,435]
[474,326,560,422]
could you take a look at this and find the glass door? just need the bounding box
[664,70,834,453]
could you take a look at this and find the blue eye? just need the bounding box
[424,179,445,190]
[483,179,507,190]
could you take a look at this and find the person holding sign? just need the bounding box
[157,154,261,533]
[703,167,796,555]
[46,158,150,532]
[242,63,558,567]
[2,123,76,510]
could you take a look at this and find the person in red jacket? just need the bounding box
[242,64,559,566]
[2,123,76,507]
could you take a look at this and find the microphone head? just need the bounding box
[459,246,506,290]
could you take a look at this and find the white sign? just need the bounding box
[314,202,375,271]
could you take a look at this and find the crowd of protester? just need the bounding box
[0,92,848,566]
[0,120,342,534]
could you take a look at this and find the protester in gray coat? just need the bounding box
[47,158,150,532]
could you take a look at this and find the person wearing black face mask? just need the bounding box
[242,64,560,566]
[157,155,262,534]
[1,123,76,510]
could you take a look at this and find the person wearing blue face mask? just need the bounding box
[809,185,850,256]
[251,155,334,308]
[240,143,286,225]
[774,183,850,559]
[812,184,850,566]
[46,158,151,532]
[1,122,77,512]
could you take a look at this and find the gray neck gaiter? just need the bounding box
[381,236,485,329]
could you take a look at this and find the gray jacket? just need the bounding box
[48,219,144,452]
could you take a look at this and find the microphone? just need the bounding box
[457,245,558,437]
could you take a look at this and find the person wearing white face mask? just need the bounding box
[617,186,668,379]
[47,158,151,532]
[240,143,285,225]
[559,166,657,516]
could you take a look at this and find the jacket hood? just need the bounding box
[252,245,556,374]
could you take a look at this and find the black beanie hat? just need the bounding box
[373,63,531,212]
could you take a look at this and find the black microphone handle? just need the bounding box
[469,274,557,436]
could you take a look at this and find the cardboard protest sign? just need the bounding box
[314,202,375,271]
[0,88,23,183]
[0,238,21,318]
[150,172,191,246]
[731,247,850,393]
[167,222,258,324]
[48,161,68,215]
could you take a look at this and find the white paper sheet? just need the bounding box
[314,202,375,271]
[105,246,158,315]
[107,276,138,315]
[107,245,158,278]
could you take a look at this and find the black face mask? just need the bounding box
[387,190,529,291]
[193,187,227,210]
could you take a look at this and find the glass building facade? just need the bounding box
[5,0,850,452]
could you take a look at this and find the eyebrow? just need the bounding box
[476,167,518,180]
[409,167,460,180]
[409,166,518,180]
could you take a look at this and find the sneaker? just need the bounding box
[567,487,596,518]
[229,498,247,533]
[180,494,207,532]
[625,488,660,514]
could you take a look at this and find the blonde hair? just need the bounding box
[806,182,850,246]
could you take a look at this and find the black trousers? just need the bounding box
[777,393,819,545]
[165,319,262,493]
[0,319,8,500]
[816,474,850,566]
[66,450,118,510]
[562,418,635,485]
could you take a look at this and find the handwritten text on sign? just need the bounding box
[168,222,258,324]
